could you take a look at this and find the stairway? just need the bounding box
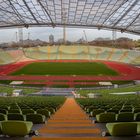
[32,98,108,140]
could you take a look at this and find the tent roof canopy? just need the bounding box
[0,0,140,35]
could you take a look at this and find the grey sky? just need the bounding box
[0,27,139,43]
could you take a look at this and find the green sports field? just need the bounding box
[11,62,118,76]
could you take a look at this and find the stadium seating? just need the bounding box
[45,107,55,114]
[106,122,137,136]
[116,112,134,122]
[0,113,7,121]
[119,109,132,112]
[26,114,46,124]
[36,109,50,118]
[0,109,8,114]
[90,109,105,117]
[107,109,119,114]
[22,46,140,64]
[0,49,22,65]
[8,109,21,114]
[7,113,25,121]
[134,108,140,113]
[96,113,116,123]
[137,122,140,134]
[135,113,140,121]
[1,121,33,136]
[0,46,140,64]
[22,109,35,115]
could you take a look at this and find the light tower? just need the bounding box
[112,30,117,47]
[28,32,30,40]
[18,28,23,45]
[15,31,18,43]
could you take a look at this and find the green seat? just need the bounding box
[8,113,24,121]
[32,107,41,111]
[10,106,19,110]
[45,107,55,114]
[26,114,46,124]
[96,113,116,123]
[117,112,134,122]
[0,106,9,110]
[134,108,140,113]
[0,109,8,114]
[22,109,35,115]
[137,122,140,134]
[1,121,33,137]
[36,109,50,118]
[0,125,2,135]
[106,122,137,136]
[0,113,7,121]
[107,109,119,114]
[119,109,132,113]
[90,109,105,117]
[8,109,21,114]
[86,106,98,113]
[135,113,140,121]
[130,122,140,135]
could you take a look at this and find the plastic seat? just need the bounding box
[90,109,105,117]
[36,109,50,118]
[22,109,35,115]
[106,122,137,136]
[135,113,140,121]
[8,113,24,121]
[1,121,33,136]
[8,109,21,114]
[96,113,116,123]
[0,109,8,114]
[26,114,45,124]
[117,112,134,122]
[0,113,7,121]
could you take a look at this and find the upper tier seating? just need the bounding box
[0,49,22,65]
[22,46,140,64]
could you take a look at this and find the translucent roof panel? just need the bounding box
[0,0,139,35]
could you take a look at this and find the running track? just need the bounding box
[0,60,140,82]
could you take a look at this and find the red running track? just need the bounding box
[0,60,140,82]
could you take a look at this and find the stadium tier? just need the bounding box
[0,46,140,65]
[23,46,140,64]
[0,49,23,65]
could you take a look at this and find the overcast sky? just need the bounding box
[0,27,139,43]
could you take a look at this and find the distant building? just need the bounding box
[12,89,23,97]
[49,34,54,44]
[88,93,102,98]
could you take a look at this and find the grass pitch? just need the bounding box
[11,62,118,76]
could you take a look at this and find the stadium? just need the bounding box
[0,0,140,140]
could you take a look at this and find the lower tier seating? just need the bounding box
[1,121,33,136]
[105,122,140,136]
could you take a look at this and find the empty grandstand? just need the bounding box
[0,46,139,65]
[23,46,140,64]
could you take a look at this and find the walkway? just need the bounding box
[32,98,108,140]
